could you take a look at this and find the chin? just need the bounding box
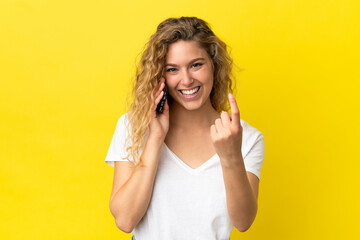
[181,101,205,111]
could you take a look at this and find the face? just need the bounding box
[164,40,214,111]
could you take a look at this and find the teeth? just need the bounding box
[180,87,200,95]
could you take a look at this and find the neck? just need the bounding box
[169,98,220,131]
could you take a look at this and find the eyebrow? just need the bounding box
[165,57,205,67]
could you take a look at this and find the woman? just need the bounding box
[105,17,265,240]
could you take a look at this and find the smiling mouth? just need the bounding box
[178,86,200,95]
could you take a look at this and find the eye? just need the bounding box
[166,68,177,72]
[191,63,203,68]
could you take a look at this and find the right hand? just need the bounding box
[149,77,169,141]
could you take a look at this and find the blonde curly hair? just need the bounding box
[123,16,237,167]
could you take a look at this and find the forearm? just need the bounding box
[109,137,163,231]
[221,157,258,232]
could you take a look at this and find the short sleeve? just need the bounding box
[104,113,133,167]
[243,132,265,180]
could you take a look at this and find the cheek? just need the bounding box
[164,75,177,89]
[163,76,178,96]
[195,69,213,85]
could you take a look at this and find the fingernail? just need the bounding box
[228,93,234,99]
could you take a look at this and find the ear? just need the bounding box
[210,43,216,58]
[210,59,215,74]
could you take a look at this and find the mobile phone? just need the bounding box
[156,83,167,114]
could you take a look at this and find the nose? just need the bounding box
[180,69,193,86]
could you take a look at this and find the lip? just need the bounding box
[177,86,201,100]
[179,86,200,91]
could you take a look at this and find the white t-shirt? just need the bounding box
[105,113,265,240]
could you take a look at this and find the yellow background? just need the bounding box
[1,0,359,239]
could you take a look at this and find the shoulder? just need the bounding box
[118,112,129,124]
[116,112,131,130]
[112,112,132,138]
[116,112,149,140]
[240,119,264,151]
[240,119,263,139]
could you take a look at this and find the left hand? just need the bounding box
[210,93,243,165]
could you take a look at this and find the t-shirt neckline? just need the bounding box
[163,143,219,174]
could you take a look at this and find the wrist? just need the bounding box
[147,135,165,146]
[220,155,246,169]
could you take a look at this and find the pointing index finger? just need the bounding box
[228,93,240,125]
